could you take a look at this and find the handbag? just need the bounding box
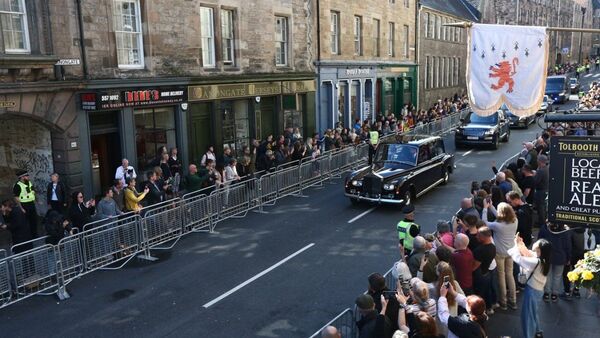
[518,259,540,285]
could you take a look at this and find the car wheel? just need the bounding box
[492,136,499,149]
[403,190,412,206]
[441,168,450,185]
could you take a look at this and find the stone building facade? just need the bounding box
[1,0,317,201]
[467,0,594,66]
[418,0,479,110]
[315,0,418,130]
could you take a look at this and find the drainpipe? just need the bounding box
[315,0,323,131]
[76,0,89,80]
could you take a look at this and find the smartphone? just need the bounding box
[382,290,396,299]
[443,275,450,288]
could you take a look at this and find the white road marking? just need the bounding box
[594,73,600,78]
[462,149,474,157]
[348,207,377,223]
[584,73,592,78]
[202,243,315,308]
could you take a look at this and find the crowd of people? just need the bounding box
[321,131,598,337]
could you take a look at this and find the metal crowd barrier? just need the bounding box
[309,308,357,338]
[0,109,467,311]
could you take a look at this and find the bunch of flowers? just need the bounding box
[567,246,600,294]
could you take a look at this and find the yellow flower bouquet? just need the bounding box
[568,246,600,294]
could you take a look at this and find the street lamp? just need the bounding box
[579,7,586,64]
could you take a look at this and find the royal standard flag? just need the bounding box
[467,24,549,116]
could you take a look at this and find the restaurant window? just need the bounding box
[134,107,177,170]
[221,9,235,65]
[113,0,144,68]
[338,82,347,125]
[0,0,29,53]
[351,81,359,121]
[200,6,216,67]
[383,78,394,115]
[221,100,249,156]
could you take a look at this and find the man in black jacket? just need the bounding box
[46,173,67,214]
[355,294,393,338]
[367,273,400,332]
[144,171,166,206]
[1,199,33,253]
[44,209,73,245]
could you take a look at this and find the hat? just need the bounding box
[16,170,29,178]
[355,294,375,310]
[402,204,415,214]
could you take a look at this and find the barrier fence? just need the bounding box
[0,110,466,311]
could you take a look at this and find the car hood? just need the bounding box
[351,165,413,180]
[461,123,496,129]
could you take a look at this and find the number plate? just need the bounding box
[467,136,479,140]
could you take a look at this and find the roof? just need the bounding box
[421,0,482,22]
[380,134,440,145]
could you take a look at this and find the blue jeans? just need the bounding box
[521,285,543,338]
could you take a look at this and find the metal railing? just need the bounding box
[0,110,466,311]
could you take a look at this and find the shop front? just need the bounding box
[376,65,418,118]
[78,87,187,197]
[187,79,316,162]
[317,64,376,130]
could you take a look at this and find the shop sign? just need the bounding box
[56,59,81,66]
[548,136,600,229]
[189,82,282,101]
[80,87,186,110]
[282,80,316,94]
[338,68,373,79]
[0,101,16,108]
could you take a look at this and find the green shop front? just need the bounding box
[187,79,316,163]
[376,65,418,117]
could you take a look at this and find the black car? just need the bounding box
[345,135,454,206]
[454,110,510,149]
[569,77,580,94]
[501,104,533,129]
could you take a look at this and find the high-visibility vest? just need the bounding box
[16,181,35,203]
[397,221,419,251]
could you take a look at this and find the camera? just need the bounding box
[127,168,133,174]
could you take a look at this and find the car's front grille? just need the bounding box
[464,129,485,136]
[363,175,382,195]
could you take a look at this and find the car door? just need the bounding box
[414,142,441,193]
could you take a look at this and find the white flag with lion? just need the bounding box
[467,24,549,116]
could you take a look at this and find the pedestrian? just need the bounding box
[13,170,38,238]
[200,145,216,167]
[111,179,125,212]
[67,191,96,231]
[1,199,33,253]
[533,155,549,227]
[181,164,205,194]
[124,178,149,213]
[144,171,167,206]
[355,294,394,338]
[472,227,496,314]
[451,233,475,295]
[115,158,137,187]
[43,209,73,245]
[538,222,571,303]
[482,201,518,311]
[397,204,420,255]
[96,187,123,220]
[508,234,551,338]
[507,191,533,247]
[46,173,67,214]
[438,284,488,338]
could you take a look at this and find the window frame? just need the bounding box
[373,18,380,57]
[275,16,289,67]
[388,21,395,57]
[354,15,362,56]
[221,9,235,65]
[425,55,430,89]
[424,13,429,38]
[113,0,145,69]
[403,24,409,58]
[0,0,30,54]
[331,11,340,55]
[200,6,216,68]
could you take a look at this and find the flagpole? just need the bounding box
[444,21,600,34]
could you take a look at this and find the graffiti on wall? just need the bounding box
[0,118,54,215]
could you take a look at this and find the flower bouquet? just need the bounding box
[567,245,600,294]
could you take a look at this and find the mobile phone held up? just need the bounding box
[443,275,450,289]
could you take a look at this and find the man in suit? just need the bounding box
[144,171,166,206]
[46,173,67,214]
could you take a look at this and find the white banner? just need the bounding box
[467,24,549,116]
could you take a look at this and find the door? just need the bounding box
[91,132,122,198]
[260,97,276,140]
[189,103,212,165]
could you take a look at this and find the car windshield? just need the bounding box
[546,78,565,91]
[374,144,418,167]
[466,112,498,124]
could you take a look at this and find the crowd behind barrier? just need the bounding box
[0,109,467,311]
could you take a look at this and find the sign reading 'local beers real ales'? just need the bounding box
[549,137,600,228]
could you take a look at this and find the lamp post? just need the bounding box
[579,7,587,64]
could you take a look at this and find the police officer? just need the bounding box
[397,204,420,256]
[13,170,38,238]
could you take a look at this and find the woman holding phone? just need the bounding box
[508,233,551,338]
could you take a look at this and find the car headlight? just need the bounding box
[352,180,363,187]
[519,116,526,120]
[383,183,395,190]
[484,130,495,135]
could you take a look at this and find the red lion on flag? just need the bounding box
[489,58,519,93]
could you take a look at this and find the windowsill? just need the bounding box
[0,54,59,68]
[118,65,145,70]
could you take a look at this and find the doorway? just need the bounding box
[89,111,122,198]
